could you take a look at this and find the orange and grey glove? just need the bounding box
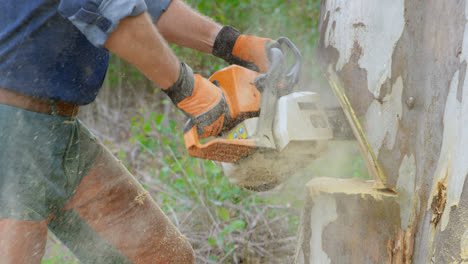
[163,62,232,138]
[212,26,274,73]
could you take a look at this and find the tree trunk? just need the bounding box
[295,1,468,263]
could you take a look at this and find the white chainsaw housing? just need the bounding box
[221,91,333,191]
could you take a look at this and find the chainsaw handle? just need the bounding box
[182,38,302,162]
[252,47,284,148]
[253,47,285,93]
[276,37,302,90]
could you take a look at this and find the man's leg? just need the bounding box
[48,144,195,264]
[0,218,48,264]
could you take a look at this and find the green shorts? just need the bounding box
[0,104,100,221]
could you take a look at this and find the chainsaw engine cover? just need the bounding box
[221,91,332,191]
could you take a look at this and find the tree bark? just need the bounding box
[296,1,468,263]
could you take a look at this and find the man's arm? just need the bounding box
[104,12,179,89]
[57,0,237,137]
[155,0,273,73]
[104,12,232,139]
[156,0,221,53]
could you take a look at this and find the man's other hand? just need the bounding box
[212,26,274,73]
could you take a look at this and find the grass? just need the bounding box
[43,102,367,263]
[41,0,372,263]
[43,233,79,264]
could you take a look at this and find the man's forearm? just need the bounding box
[156,0,222,53]
[105,12,180,89]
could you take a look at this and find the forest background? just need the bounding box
[42,1,368,263]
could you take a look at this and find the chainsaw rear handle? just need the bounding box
[183,38,298,163]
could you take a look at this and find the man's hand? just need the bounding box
[212,26,274,73]
[104,11,235,139]
[163,63,231,138]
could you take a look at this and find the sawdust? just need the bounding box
[222,91,332,191]
[223,139,327,191]
[179,234,189,242]
[134,191,149,205]
[306,177,396,200]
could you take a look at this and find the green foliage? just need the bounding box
[128,108,268,260]
[98,0,325,262]
[40,0,344,263]
[352,154,369,179]
[42,243,78,264]
[217,207,230,221]
[129,110,250,207]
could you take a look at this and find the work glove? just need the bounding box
[163,62,232,138]
[212,26,275,73]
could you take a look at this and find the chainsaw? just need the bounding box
[184,38,332,191]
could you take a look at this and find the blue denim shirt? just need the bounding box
[0,0,171,105]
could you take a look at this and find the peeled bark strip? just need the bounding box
[296,0,468,263]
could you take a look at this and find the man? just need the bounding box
[0,0,274,263]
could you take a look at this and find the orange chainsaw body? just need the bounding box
[183,65,261,162]
[210,65,261,119]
